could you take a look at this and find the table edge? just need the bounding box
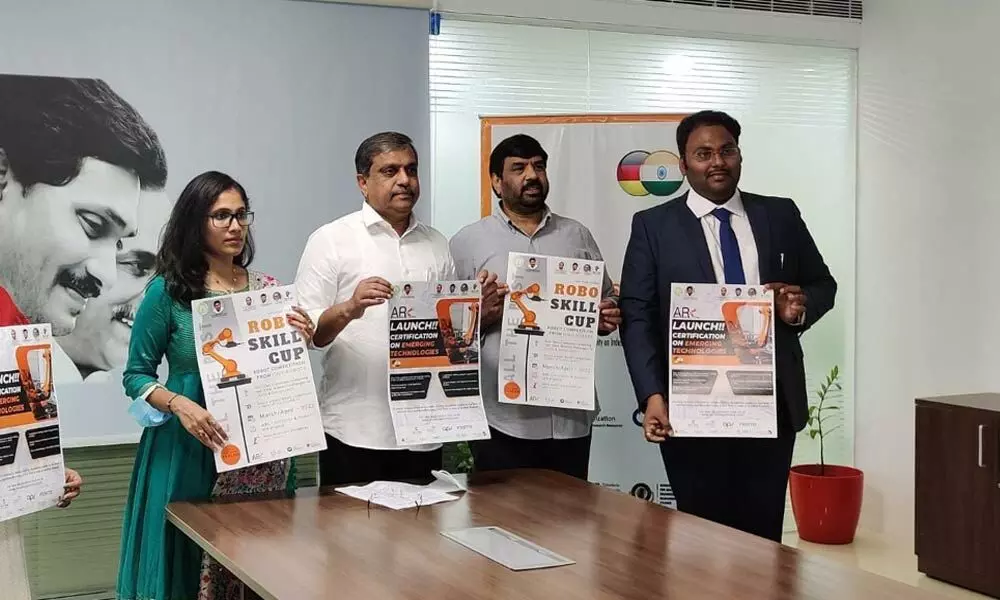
[166,504,278,600]
[164,471,943,600]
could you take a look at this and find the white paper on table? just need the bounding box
[441,526,576,571]
[429,469,467,492]
[335,470,467,510]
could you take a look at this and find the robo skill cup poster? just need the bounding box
[499,252,604,411]
[192,286,326,473]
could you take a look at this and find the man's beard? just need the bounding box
[505,185,547,214]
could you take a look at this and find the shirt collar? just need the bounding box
[686,188,744,219]
[361,200,420,236]
[493,202,553,233]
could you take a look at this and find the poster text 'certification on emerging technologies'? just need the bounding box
[668,283,777,438]
[388,280,489,446]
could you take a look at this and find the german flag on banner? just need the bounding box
[616,150,649,196]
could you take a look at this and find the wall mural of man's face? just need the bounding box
[0,157,140,335]
[57,189,169,375]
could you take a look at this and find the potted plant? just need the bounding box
[789,365,864,544]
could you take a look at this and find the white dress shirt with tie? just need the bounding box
[686,188,760,285]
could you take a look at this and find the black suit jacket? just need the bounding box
[619,191,837,432]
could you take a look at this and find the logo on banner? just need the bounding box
[630,482,654,501]
[616,150,685,197]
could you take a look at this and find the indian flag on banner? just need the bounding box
[639,151,684,196]
[616,149,685,197]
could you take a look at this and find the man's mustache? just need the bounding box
[56,269,102,299]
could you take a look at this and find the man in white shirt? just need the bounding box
[295,132,499,485]
[619,110,837,541]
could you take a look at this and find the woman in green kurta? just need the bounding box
[116,171,315,600]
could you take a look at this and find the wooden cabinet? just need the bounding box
[915,394,1000,598]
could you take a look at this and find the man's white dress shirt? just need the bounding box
[686,189,760,284]
[295,202,454,451]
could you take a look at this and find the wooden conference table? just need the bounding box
[167,470,937,600]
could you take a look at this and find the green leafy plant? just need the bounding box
[806,365,842,473]
[442,441,475,474]
[454,441,474,473]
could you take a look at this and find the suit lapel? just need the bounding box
[676,193,716,283]
[743,193,773,283]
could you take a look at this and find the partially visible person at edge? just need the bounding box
[0,285,83,600]
[115,172,315,600]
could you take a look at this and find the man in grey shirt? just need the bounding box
[450,134,620,480]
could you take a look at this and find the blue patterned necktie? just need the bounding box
[712,207,746,285]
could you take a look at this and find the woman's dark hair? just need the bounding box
[155,171,255,304]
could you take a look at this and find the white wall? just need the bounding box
[856,0,1000,544]
[315,0,861,48]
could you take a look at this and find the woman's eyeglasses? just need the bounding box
[208,210,255,228]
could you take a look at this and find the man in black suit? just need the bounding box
[619,110,836,542]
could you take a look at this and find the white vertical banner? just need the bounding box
[481,115,686,508]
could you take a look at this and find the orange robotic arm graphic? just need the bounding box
[436,298,481,365]
[201,328,246,382]
[462,303,480,345]
[16,345,52,403]
[721,302,772,349]
[437,299,480,348]
[509,283,543,330]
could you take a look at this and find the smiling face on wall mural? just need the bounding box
[58,189,173,377]
[0,74,168,381]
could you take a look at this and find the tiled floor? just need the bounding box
[782,531,993,599]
